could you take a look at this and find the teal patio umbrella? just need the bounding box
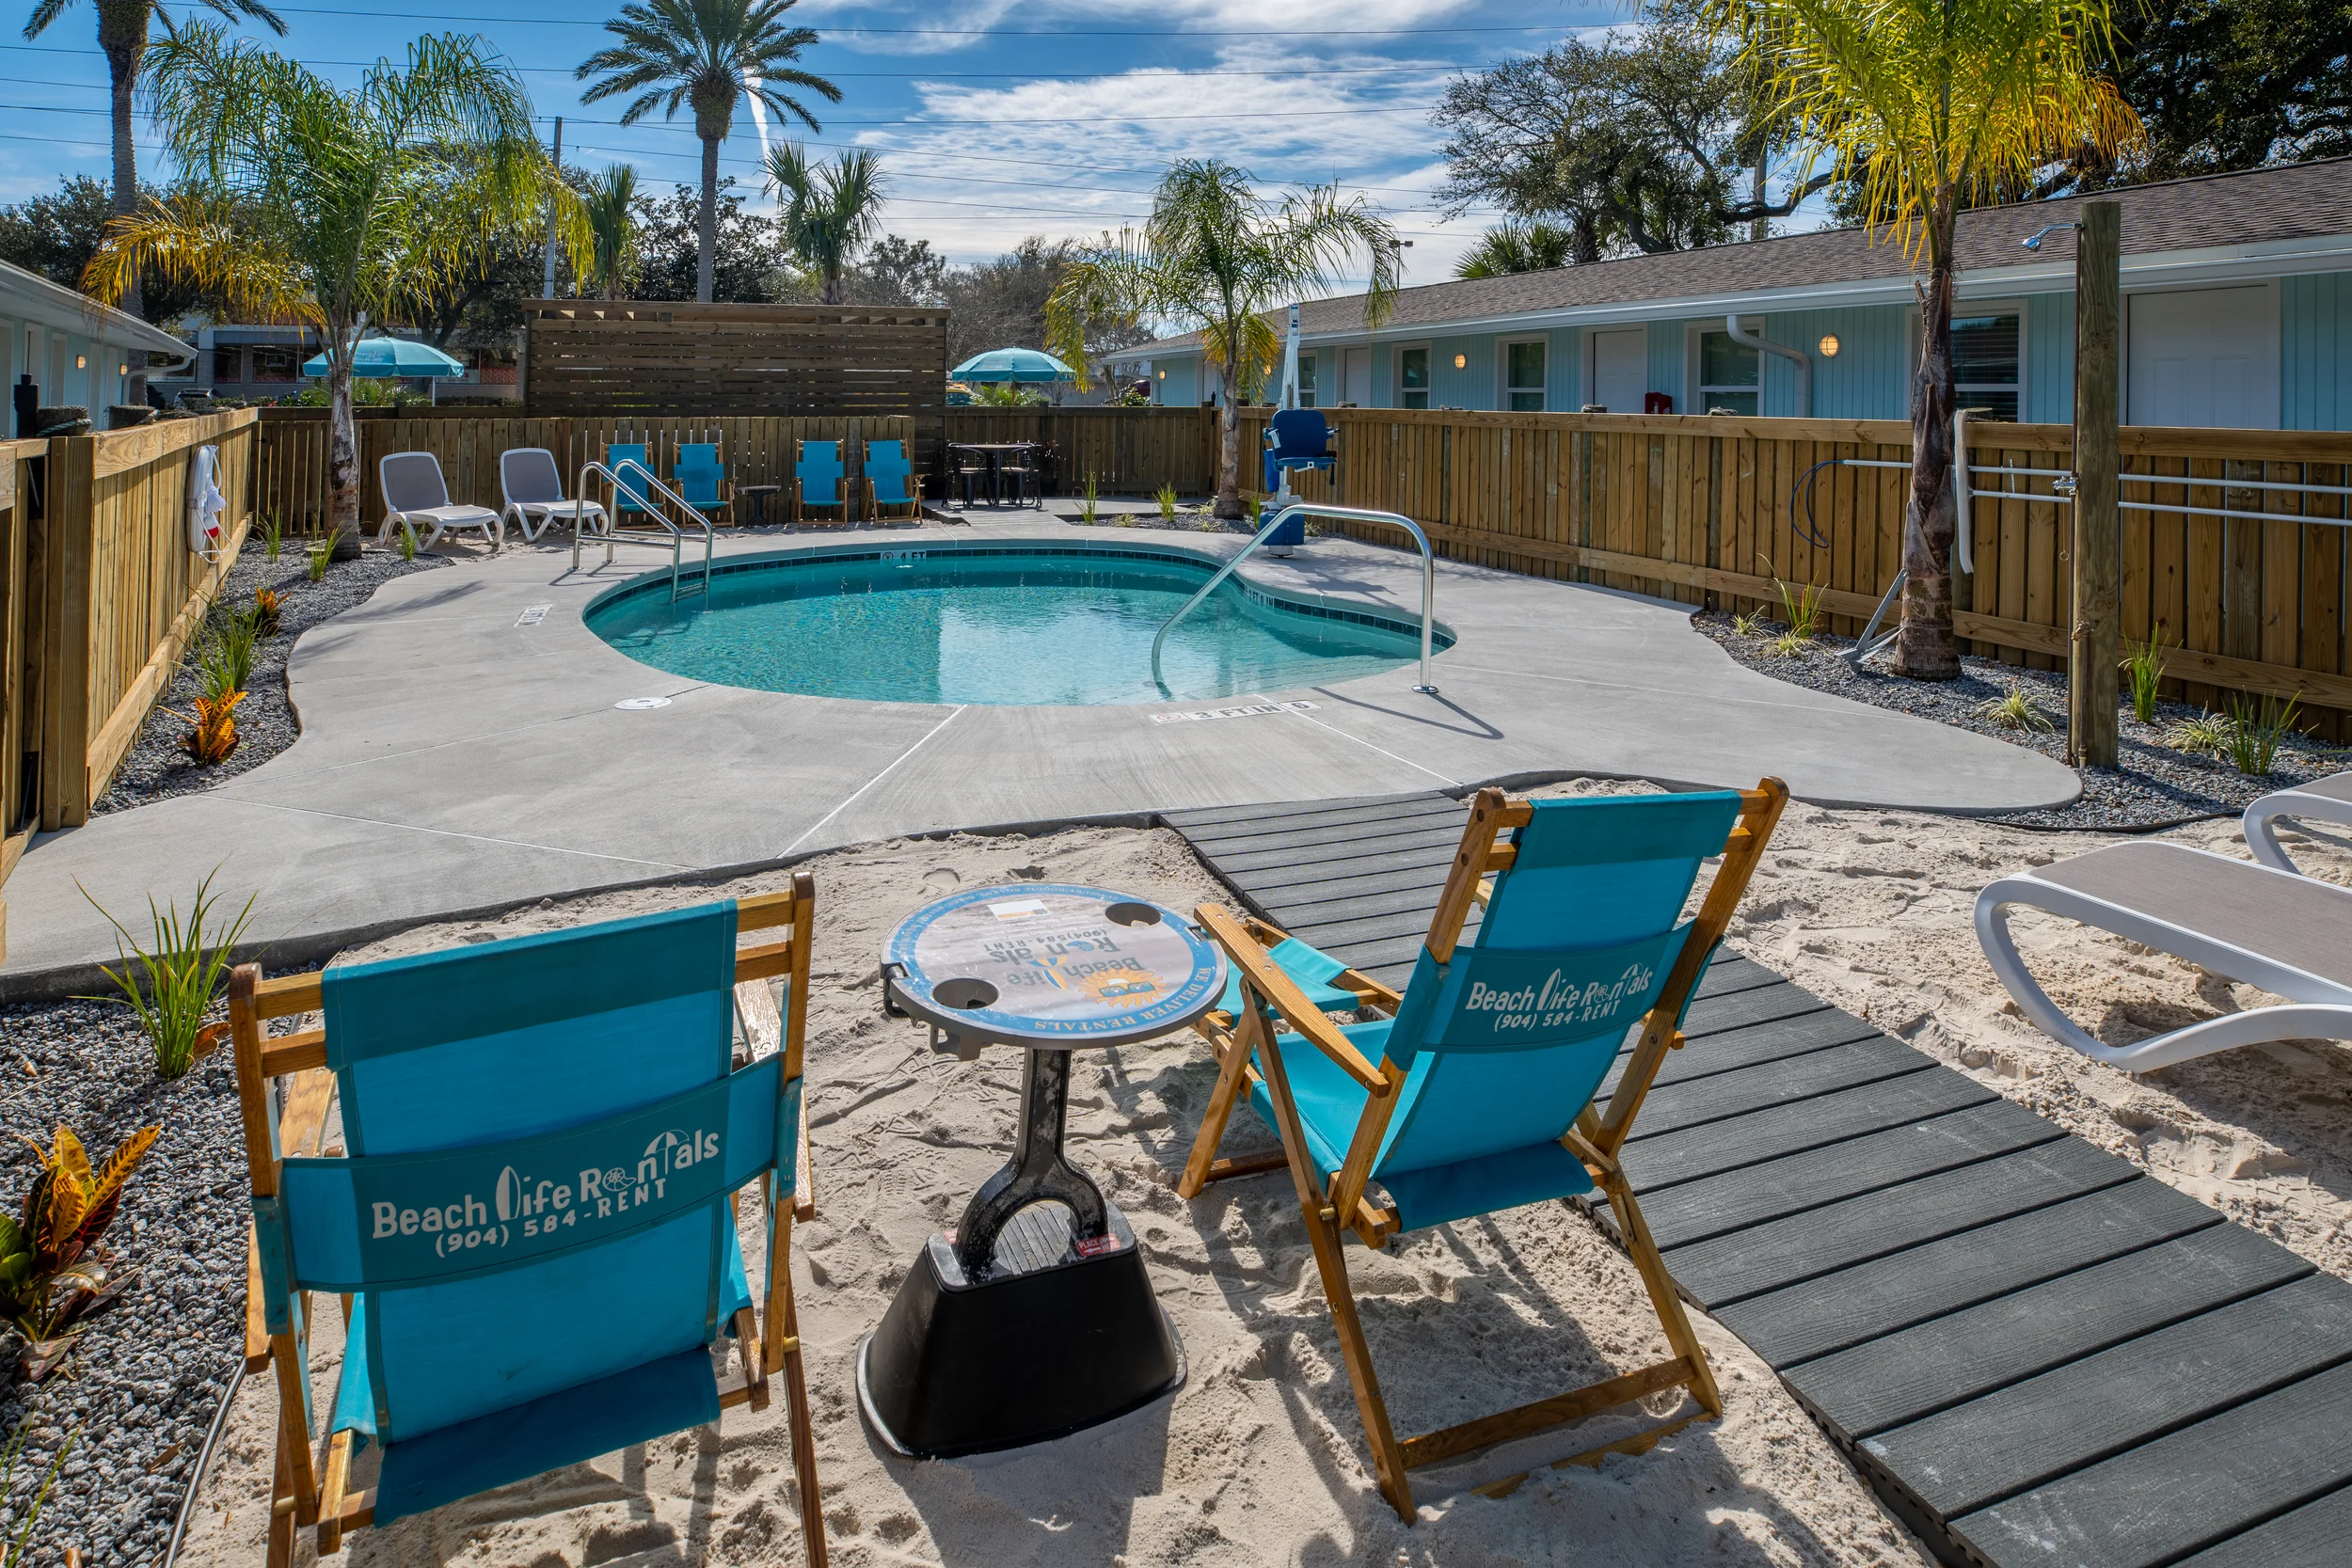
[951,348,1073,382]
[303,336,469,403]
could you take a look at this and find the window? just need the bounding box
[1398,346,1430,410]
[250,345,300,383]
[1952,310,2021,420]
[212,344,244,384]
[1296,353,1317,408]
[1503,340,1547,411]
[1696,330,1759,415]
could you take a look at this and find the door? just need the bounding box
[1590,327,1645,413]
[2128,287,2279,429]
[1342,347,1371,407]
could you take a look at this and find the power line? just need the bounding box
[159,7,1574,35]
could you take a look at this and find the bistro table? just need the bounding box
[946,441,1041,509]
[735,482,783,526]
[858,882,1224,1457]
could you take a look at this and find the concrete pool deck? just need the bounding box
[1,515,2076,986]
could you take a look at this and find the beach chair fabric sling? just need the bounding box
[376,451,501,551]
[605,442,658,524]
[227,877,827,1568]
[1179,781,1789,1518]
[1976,840,2352,1071]
[675,440,733,525]
[863,439,922,522]
[793,439,850,525]
[2244,770,2352,875]
[498,447,607,545]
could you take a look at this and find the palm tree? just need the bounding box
[765,144,883,304]
[583,163,640,298]
[1454,221,1581,279]
[88,25,587,557]
[22,0,283,374]
[1703,0,2141,678]
[577,0,840,304]
[1046,160,1401,520]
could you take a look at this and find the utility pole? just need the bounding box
[540,116,564,299]
[2069,201,2122,768]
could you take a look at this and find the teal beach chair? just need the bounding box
[862,438,922,523]
[227,878,826,1568]
[1179,782,1788,1517]
[792,438,850,526]
[605,441,658,525]
[675,438,733,525]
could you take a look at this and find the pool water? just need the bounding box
[584,547,1438,705]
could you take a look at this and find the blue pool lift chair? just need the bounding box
[1178,780,1790,1519]
[674,438,734,526]
[1262,409,1337,498]
[793,438,852,527]
[863,438,923,523]
[226,877,827,1568]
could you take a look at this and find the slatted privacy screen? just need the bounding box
[944,408,1223,496]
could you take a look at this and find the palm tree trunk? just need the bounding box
[107,43,145,404]
[327,358,363,561]
[1894,238,1961,680]
[696,135,719,303]
[1215,326,1244,518]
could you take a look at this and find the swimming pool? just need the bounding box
[583,546,1447,705]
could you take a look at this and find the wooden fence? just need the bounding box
[1230,408,2352,739]
[944,407,1220,496]
[0,409,259,955]
[256,408,917,531]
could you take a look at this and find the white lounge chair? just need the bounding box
[377,451,501,551]
[1976,840,2352,1072]
[2244,771,2352,875]
[499,446,609,545]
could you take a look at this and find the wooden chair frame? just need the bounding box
[790,438,855,527]
[862,447,924,524]
[672,435,735,528]
[1179,782,1788,1518]
[226,874,829,1567]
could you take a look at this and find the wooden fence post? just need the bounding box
[2071,201,2122,768]
[38,433,94,830]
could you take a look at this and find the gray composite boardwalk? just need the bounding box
[1162,790,2352,1568]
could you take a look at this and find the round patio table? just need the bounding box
[735,483,782,526]
[858,883,1224,1457]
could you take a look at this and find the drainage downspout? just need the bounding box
[1725,315,1810,418]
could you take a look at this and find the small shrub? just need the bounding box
[307,541,330,581]
[204,604,259,690]
[1078,471,1101,528]
[0,1124,162,1380]
[262,511,286,562]
[1196,513,1223,532]
[79,868,257,1077]
[2219,691,2300,776]
[1155,482,1179,523]
[2122,623,2172,723]
[2165,712,2233,757]
[398,523,418,562]
[1977,690,2055,732]
[1731,610,1763,638]
[251,587,282,638]
[172,689,244,765]
[1,1418,76,1555]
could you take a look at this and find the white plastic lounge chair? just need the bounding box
[2244,771,2352,875]
[499,446,609,545]
[377,451,501,551]
[1976,840,2352,1071]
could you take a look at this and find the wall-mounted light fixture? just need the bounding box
[1156,369,1165,379]
[118,362,128,376]
[1453,353,1467,370]
[1818,334,1841,358]
[75,355,86,369]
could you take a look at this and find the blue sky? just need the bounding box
[0,0,1650,288]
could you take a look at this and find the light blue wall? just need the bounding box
[2283,272,2352,431]
[1157,359,1199,406]
[1647,320,1686,410]
[1754,305,1908,419]
[1432,335,1492,408]
[1548,327,1580,408]
[2026,292,2073,424]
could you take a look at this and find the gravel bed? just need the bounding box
[0,1002,249,1568]
[93,542,448,816]
[1693,610,2348,830]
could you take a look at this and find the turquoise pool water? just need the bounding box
[584,547,1438,705]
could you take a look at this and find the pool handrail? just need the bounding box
[572,457,715,600]
[1150,502,1438,697]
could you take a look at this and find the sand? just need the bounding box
[176,785,2352,1567]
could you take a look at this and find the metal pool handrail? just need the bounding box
[572,458,714,599]
[1150,502,1439,697]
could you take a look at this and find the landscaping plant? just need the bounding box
[1977,689,2055,733]
[173,689,245,765]
[307,540,330,581]
[80,869,257,1078]
[1,1418,75,1564]
[1761,562,1827,655]
[2220,691,2300,776]
[399,521,418,561]
[2165,711,2233,758]
[1079,470,1101,527]
[251,586,282,637]
[0,1124,163,1381]
[1156,482,1179,523]
[262,510,286,561]
[2121,623,2172,723]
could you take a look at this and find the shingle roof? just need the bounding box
[1119,157,2352,355]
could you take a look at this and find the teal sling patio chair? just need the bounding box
[1179,781,1788,1518]
[226,877,827,1568]
[793,438,851,526]
[605,441,659,526]
[675,438,734,525]
[862,438,922,522]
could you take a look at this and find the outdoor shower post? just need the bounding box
[2070,201,2122,769]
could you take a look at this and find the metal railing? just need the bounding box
[1150,502,1439,697]
[571,458,714,600]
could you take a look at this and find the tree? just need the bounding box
[1705,0,2141,678]
[1454,221,1581,278]
[944,236,1149,370]
[91,25,586,555]
[2102,0,2352,181]
[582,163,640,298]
[576,0,838,305]
[848,233,946,306]
[630,178,778,301]
[764,144,884,305]
[0,173,227,324]
[1046,160,1399,519]
[1434,5,1826,261]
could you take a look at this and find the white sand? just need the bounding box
[180,789,2352,1567]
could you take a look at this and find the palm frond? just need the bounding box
[21,0,74,44]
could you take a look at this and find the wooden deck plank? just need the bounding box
[1600,1007,1886,1101]
[1666,1137,2145,1308]
[1614,1037,1935,1141]
[1714,1178,2223,1366]
[2170,1479,2352,1568]
[1184,818,1468,866]
[1618,1068,1996,1193]
[1869,1274,2352,1518]
[1214,839,1461,889]
[1784,1222,2312,1440]
[1952,1359,2352,1568]
[1159,790,1452,836]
